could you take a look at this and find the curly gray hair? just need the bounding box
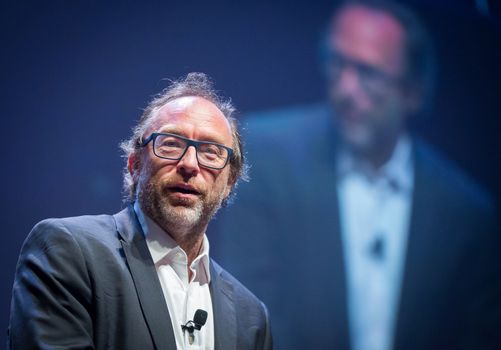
[120,72,248,202]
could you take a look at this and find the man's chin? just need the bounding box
[160,203,203,228]
[341,127,373,153]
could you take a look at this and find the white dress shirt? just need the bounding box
[134,202,214,350]
[337,136,414,350]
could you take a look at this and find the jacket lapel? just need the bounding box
[113,206,176,350]
[289,107,350,349]
[393,141,439,349]
[313,107,350,349]
[210,260,237,350]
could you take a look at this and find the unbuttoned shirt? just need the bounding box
[337,136,414,350]
[134,202,214,350]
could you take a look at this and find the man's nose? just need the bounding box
[177,146,200,177]
[335,65,362,97]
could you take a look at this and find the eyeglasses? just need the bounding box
[139,132,233,170]
[327,50,403,94]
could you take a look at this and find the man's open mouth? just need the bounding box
[168,185,201,196]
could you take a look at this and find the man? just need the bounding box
[210,1,500,349]
[8,72,272,349]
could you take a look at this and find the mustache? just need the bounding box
[159,178,207,197]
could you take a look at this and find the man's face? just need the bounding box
[131,96,234,234]
[327,5,414,155]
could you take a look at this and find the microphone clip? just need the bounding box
[181,320,201,334]
[181,309,208,344]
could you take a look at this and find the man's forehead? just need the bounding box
[330,4,406,72]
[146,96,232,140]
[152,96,221,120]
[158,96,221,116]
[333,5,405,39]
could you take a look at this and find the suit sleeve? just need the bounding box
[8,219,95,350]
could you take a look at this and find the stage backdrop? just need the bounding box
[1,0,500,346]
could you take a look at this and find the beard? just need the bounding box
[332,98,373,152]
[332,98,401,161]
[137,170,226,238]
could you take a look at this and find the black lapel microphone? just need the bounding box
[181,309,208,334]
[369,235,385,261]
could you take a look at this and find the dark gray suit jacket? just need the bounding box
[8,206,272,350]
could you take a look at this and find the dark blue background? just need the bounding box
[1,0,500,345]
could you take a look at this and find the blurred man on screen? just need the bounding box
[211,1,500,349]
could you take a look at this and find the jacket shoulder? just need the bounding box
[414,140,495,216]
[22,213,118,258]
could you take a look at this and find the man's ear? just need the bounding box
[128,153,141,182]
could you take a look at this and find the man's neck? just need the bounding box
[135,202,208,279]
[168,225,207,271]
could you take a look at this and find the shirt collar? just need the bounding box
[133,201,211,282]
[337,134,414,193]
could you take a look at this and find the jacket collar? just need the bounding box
[210,260,237,350]
[113,205,237,350]
[113,205,176,350]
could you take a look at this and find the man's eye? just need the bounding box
[201,145,223,157]
[160,138,183,148]
[204,147,218,154]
